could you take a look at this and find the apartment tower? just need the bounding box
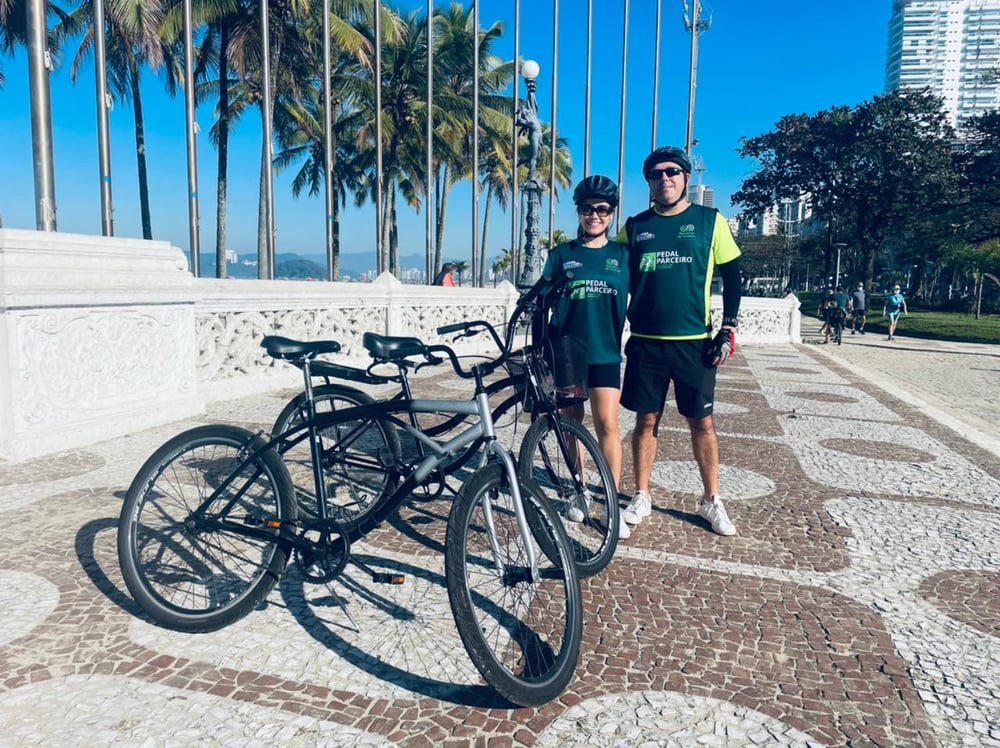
[885,0,1000,130]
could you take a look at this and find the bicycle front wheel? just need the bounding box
[117,424,295,632]
[518,414,619,577]
[272,385,401,531]
[445,465,583,707]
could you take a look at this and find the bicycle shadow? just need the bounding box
[74,514,155,621]
[76,514,517,709]
[278,553,515,708]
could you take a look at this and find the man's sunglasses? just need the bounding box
[646,167,685,180]
[578,205,614,217]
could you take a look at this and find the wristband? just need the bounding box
[722,315,739,329]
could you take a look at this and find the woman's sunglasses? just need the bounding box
[578,205,614,217]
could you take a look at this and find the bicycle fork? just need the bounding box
[472,388,540,584]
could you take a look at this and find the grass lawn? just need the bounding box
[795,292,1000,345]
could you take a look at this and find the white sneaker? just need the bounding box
[617,512,631,539]
[567,492,588,523]
[697,496,736,536]
[622,490,652,525]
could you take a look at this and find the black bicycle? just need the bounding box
[117,292,583,707]
[269,275,620,577]
[830,306,847,345]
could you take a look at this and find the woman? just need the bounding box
[541,175,630,539]
[433,261,457,287]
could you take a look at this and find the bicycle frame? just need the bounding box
[192,368,542,582]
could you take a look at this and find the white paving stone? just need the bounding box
[0,571,59,646]
[0,674,392,746]
[536,691,816,747]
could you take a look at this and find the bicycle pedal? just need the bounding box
[371,572,405,585]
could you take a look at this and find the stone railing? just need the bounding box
[1,228,800,461]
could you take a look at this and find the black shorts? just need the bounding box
[587,362,621,389]
[620,337,717,418]
[852,308,866,317]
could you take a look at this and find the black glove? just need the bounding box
[706,327,737,367]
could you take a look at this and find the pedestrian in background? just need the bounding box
[851,283,868,334]
[883,284,908,340]
[433,262,457,287]
[616,146,743,537]
[818,288,836,344]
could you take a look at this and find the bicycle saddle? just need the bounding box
[260,335,342,360]
[363,332,426,361]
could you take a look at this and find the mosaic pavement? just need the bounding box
[1,343,998,747]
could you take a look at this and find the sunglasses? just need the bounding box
[646,167,685,180]
[578,205,614,217]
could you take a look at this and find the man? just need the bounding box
[883,284,907,340]
[616,146,742,537]
[851,283,868,334]
[818,287,836,343]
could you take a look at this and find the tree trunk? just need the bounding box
[215,21,231,279]
[128,59,152,240]
[479,183,493,287]
[976,272,983,320]
[435,164,451,270]
[331,196,341,280]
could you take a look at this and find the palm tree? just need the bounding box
[451,257,468,286]
[348,6,424,276]
[1,0,71,87]
[477,130,513,287]
[491,246,512,286]
[57,0,176,241]
[251,0,368,280]
[273,83,367,279]
[429,2,511,285]
[173,0,249,278]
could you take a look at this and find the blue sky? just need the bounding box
[0,1,892,270]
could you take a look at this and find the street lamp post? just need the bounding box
[834,242,846,289]
[516,60,544,289]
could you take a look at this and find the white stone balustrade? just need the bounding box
[1,228,800,461]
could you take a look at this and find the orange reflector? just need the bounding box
[267,520,281,529]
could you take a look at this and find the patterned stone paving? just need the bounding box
[1,343,999,746]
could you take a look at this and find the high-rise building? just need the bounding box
[688,183,715,207]
[885,0,1000,130]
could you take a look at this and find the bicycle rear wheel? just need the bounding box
[445,465,583,707]
[272,386,401,531]
[518,414,619,577]
[117,424,295,632]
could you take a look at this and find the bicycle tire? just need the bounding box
[518,414,619,578]
[117,424,295,632]
[272,385,401,531]
[445,465,583,707]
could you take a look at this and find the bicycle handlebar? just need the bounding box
[380,271,574,381]
[435,271,573,357]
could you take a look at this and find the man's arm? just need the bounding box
[718,257,742,329]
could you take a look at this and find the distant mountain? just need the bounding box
[196,250,492,281]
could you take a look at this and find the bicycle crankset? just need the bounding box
[294,520,351,583]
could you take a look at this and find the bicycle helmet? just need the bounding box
[572,174,619,207]
[642,146,691,178]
